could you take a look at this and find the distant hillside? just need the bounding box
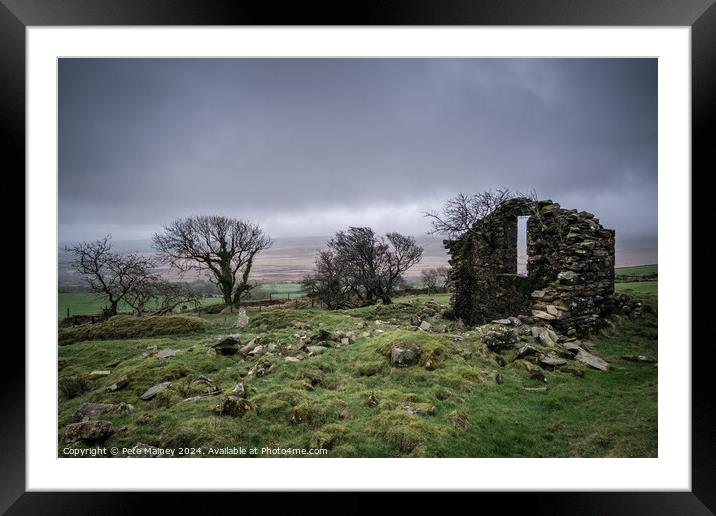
[58,235,655,286]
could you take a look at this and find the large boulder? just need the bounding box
[70,403,115,423]
[575,349,609,371]
[64,420,114,444]
[213,337,241,355]
[390,342,421,367]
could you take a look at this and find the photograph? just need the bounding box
[56,57,659,459]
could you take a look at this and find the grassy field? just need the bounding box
[615,264,657,277]
[58,279,657,458]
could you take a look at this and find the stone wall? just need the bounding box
[445,198,615,336]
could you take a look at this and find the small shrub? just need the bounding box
[58,375,93,400]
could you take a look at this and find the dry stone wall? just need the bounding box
[445,197,615,337]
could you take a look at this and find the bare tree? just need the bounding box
[124,278,202,315]
[309,227,423,308]
[421,268,439,293]
[302,249,352,309]
[435,266,450,290]
[66,236,154,316]
[424,188,515,238]
[152,216,271,307]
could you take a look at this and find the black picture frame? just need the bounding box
[4,0,709,512]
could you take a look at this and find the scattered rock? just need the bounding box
[517,344,541,359]
[390,342,421,367]
[531,290,546,299]
[248,345,264,356]
[403,403,436,416]
[106,377,129,393]
[575,349,609,371]
[495,373,504,385]
[232,383,246,398]
[105,358,122,368]
[89,370,110,377]
[140,381,172,401]
[292,321,311,330]
[483,327,518,352]
[524,387,548,392]
[235,308,249,328]
[307,345,328,355]
[156,348,179,358]
[539,353,567,368]
[284,356,301,363]
[213,337,241,356]
[240,337,261,355]
[560,340,582,354]
[419,321,432,331]
[64,420,114,444]
[410,315,422,327]
[70,403,116,423]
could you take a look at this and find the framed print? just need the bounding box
[4,0,710,512]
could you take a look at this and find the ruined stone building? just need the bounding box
[445,198,615,336]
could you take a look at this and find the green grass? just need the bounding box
[58,287,657,458]
[615,264,657,277]
[616,281,657,296]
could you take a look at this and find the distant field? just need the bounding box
[58,293,223,321]
[615,264,657,277]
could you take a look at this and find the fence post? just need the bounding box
[287,293,291,301]
[66,307,70,319]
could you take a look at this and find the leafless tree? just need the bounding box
[152,216,271,307]
[66,236,154,316]
[124,278,202,315]
[424,188,515,238]
[421,268,439,293]
[308,227,423,308]
[435,266,450,290]
[302,249,352,309]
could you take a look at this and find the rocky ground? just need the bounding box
[58,284,658,458]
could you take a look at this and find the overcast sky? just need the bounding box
[59,58,657,249]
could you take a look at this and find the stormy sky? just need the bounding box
[59,58,657,251]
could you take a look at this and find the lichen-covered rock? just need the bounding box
[64,420,114,444]
[483,327,517,352]
[390,342,421,367]
[140,381,171,400]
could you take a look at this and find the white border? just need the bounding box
[27,27,691,491]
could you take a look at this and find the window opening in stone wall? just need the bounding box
[517,215,529,276]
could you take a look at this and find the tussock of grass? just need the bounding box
[59,315,210,345]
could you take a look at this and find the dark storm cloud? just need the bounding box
[59,58,657,248]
